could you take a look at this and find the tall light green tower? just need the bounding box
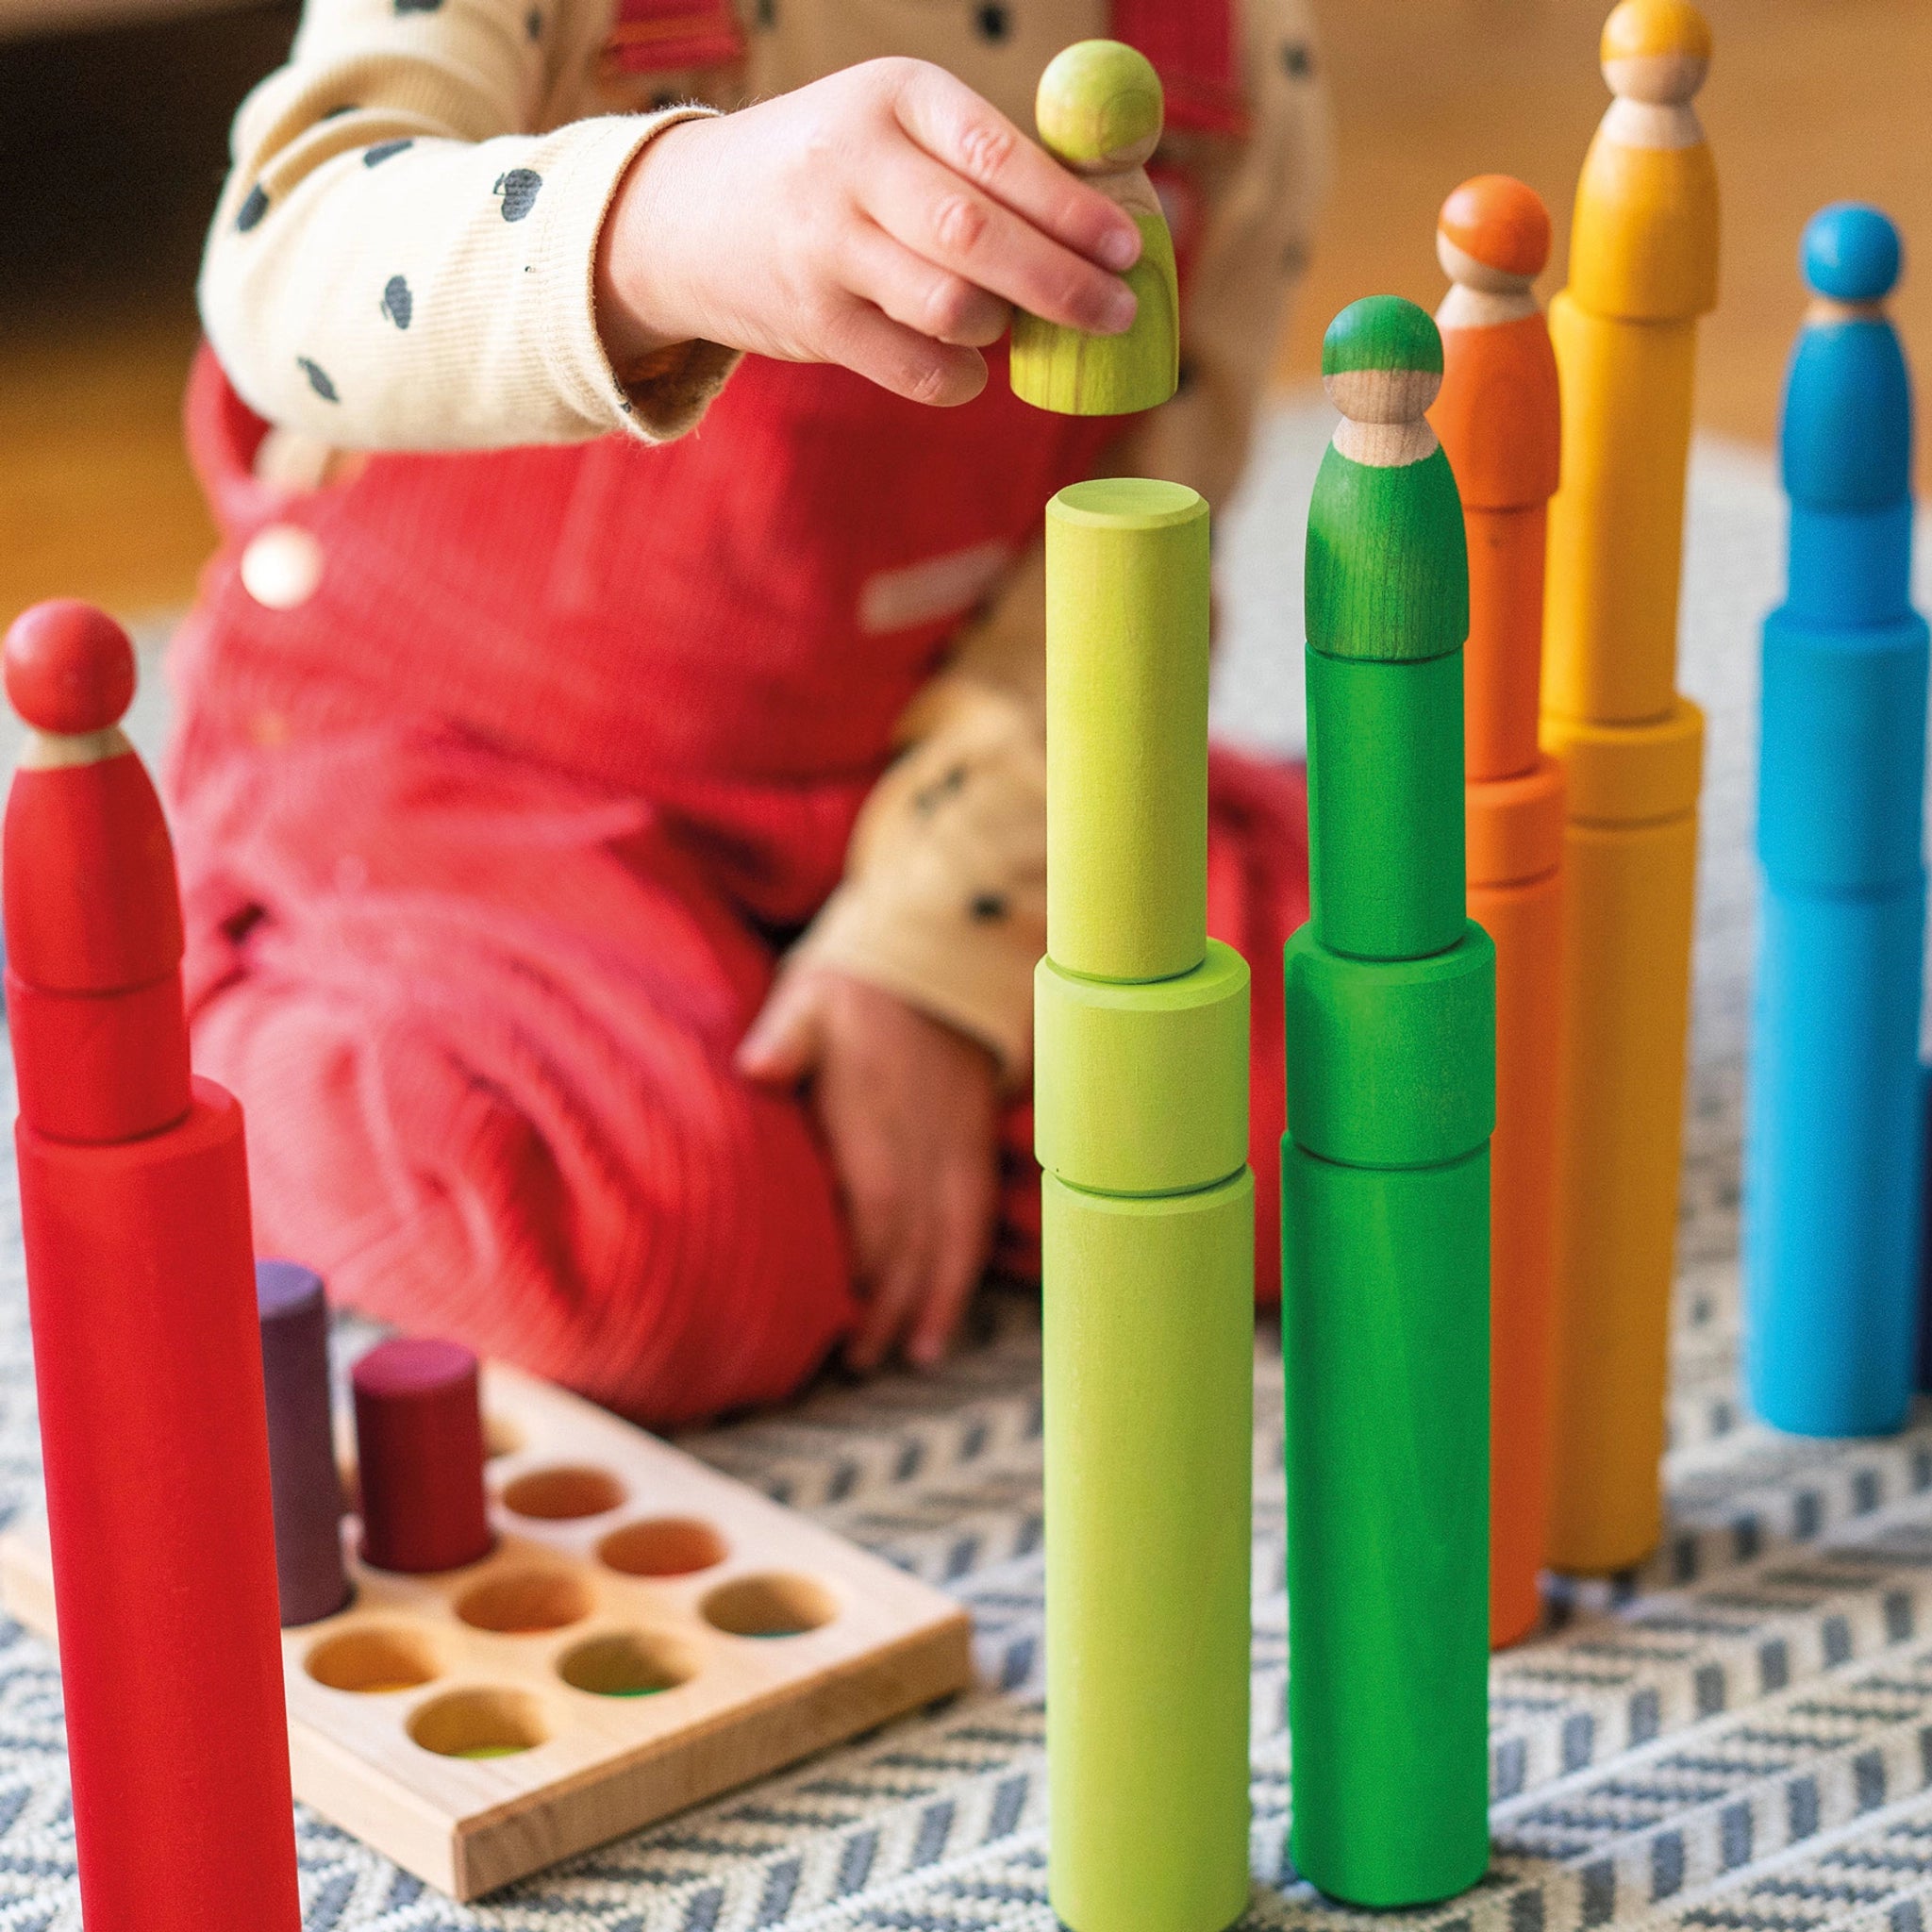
[1036,477,1255,1932]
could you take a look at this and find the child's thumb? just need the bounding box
[735,978,824,1086]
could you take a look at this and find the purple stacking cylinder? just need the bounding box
[257,1260,352,1625]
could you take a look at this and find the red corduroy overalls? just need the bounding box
[165,4,1308,1426]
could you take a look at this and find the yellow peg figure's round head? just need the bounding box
[1600,0,1711,105]
[1035,40,1164,174]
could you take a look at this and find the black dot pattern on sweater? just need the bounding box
[394,0,442,12]
[381,275,413,328]
[1281,41,1314,79]
[975,4,1009,41]
[237,185,270,232]
[298,358,340,403]
[969,892,1008,923]
[364,139,414,167]
[525,5,541,35]
[494,169,542,222]
[915,765,970,815]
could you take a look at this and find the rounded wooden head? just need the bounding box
[1601,0,1710,104]
[1803,202,1901,305]
[1035,40,1163,173]
[4,599,136,736]
[1437,175,1551,292]
[1322,295,1443,424]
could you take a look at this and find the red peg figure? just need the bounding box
[4,603,301,1932]
[1428,176,1568,1648]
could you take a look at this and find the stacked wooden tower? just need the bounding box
[1747,205,1927,1435]
[1541,0,1720,1574]
[1022,42,1253,1932]
[1430,175,1566,1648]
[1282,295,1494,1906]
[3,601,302,1931]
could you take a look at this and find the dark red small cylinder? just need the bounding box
[258,1261,352,1625]
[352,1338,492,1574]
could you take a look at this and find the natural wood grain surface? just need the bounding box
[0,1362,974,1901]
[2,0,1927,625]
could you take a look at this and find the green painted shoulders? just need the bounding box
[1322,296,1444,378]
[1305,443,1469,661]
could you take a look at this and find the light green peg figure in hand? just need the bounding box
[1011,40,1180,415]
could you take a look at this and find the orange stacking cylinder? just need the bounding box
[1430,175,1566,1648]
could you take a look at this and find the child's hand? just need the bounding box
[596,58,1144,408]
[737,966,1000,1371]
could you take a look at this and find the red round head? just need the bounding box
[1438,175,1553,283]
[4,600,136,735]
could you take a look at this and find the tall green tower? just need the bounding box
[1282,296,1494,1906]
[1037,478,1254,1932]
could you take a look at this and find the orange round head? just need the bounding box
[1601,0,1711,103]
[1437,176,1551,291]
[4,599,135,736]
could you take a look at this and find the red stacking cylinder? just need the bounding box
[4,601,301,1932]
[353,1337,493,1573]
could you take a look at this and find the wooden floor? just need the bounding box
[1,0,1927,625]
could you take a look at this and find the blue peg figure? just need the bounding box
[1747,204,1928,1437]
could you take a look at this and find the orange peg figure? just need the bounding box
[1430,176,1566,1648]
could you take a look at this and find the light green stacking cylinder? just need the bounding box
[1282,298,1494,1908]
[1046,480,1210,981]
[1038,478,1254,1932]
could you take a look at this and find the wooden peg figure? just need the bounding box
[1011,40,1179,415]
[1428,175,1565,1651]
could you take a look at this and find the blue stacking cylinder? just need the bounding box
[1746,204,1929,1438]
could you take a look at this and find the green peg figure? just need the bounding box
[1011,40,1180,416]
[1283,295,1494,1907]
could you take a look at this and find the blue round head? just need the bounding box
[1802,204,1901,303]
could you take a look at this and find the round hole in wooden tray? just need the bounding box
[305,1624,441,1693]
[500,1465,628,1521]
[597,1517,728,1578]
[701,1573,840,1639]
[408,1687,549,1759]
[456,1568,594,1634]
[557,1629,698,1698]
[483,1412,526,1459]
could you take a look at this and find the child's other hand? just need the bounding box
[737,966,999,1372]
[596,58,1143,408]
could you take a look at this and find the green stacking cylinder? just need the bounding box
[1283,297,1493,1907]
[1039,478,1254,1932]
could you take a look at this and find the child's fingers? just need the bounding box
[861,147,1136,339]
[841,219,1012,349]
[820,298,990,407]
[846,1200,932,1372]
[906,1165,993,1368]
[735,976,824,1084]
[888,61,1141,275]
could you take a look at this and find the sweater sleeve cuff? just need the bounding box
[532,108,741,442]
[791,883,1038,1089]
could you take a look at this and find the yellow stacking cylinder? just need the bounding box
[1541,303,1699,724]
[1541,0,1719,1576]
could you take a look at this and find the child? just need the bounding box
[173,0,1327,1425]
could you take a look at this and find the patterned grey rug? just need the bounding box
[4,397,1931,1931]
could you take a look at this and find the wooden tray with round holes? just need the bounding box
[0,1361,974,1900]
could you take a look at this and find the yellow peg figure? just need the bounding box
[1541,0,1720,1575]
[1011,41,1180,416]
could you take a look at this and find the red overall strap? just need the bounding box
[1111,0,1249,139]
[606,0,743,73]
